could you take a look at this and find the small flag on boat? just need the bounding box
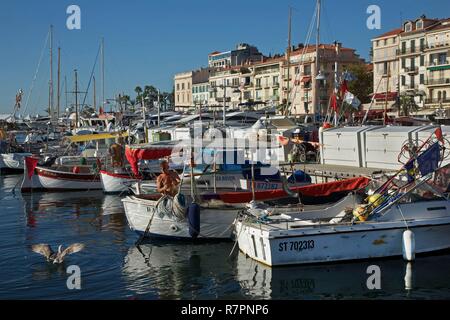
[435,127,444,143]
[25,156,39,180]
[417,142,441,176]
[340,80,349,96]
[343,91,361,109]
[330,93,339,112]
[403,160,416,183]
[342,71,357,82]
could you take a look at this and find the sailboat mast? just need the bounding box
[93,76,97,112]
[101,38,105,112]
[285,7,292,116]
[316,0,321,71]
[75,69,79,129]
[65,75,68,112]
[49,25,54,120]
[315,0,322,119]
[57,47,61,121]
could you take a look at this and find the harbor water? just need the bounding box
[1,174,450,300]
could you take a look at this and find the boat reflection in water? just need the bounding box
[236,251,450,299]
[122,242,239,299]
[22,190,127,237]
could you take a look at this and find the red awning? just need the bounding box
[214,176,370,204]
[301,76,312,83]
[371,92,397,101]
[125,143,179,176]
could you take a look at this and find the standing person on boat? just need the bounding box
[109,142,124,168]
[156,160,180,197]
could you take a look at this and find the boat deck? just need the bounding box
[279,163,392,180]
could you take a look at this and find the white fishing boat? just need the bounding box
[100,169,140,194]
[123,177,370,241]
[122,194,242,240]
[21,161,102,192]
[236,128,450,266]
[0,152,32,173]
[235,162,450,266]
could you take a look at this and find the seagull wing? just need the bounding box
[60,243,85,260]
[31,244,53,259]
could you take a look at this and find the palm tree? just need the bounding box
[397,94,419,116]
[134,86,143,104]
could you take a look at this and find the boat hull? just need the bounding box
[236,213,450,266]
[100,170,139,194]
[21,165,102,192]
[122,196,240,240]
[0,153,31,173]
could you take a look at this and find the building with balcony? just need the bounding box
[208,43,264,68]
[284,43,364,117]
[424,18,450,111]
[249,56,284,109]
[371,28,402,109]
[208,66,252,110]
[371,16,450,114]
[192,68,212,108]
[174,71,193,111]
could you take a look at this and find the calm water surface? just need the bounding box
[1,175,450,300]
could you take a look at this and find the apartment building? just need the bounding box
[283,43,364,117]
[174,71,193,111]
[208,66,252,110]
[424,18,450,111]
[372,16,450,114]
[250,57,284,108]
[192,68,212,107]
[208,43,263,68]
[371,29,402,109]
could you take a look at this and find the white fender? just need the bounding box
[402,229,415,262]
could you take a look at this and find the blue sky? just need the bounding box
[0,0,449,114]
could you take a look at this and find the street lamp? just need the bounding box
[141,96,150,143]
[209,83,242,126]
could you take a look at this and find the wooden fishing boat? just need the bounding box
[21,161,101,192]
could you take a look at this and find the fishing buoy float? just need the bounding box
[353,205,369,222]
[188,203,200,239]
[402,229,415,261]
[368,193,385,208]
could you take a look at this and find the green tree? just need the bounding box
[347,63,373,104]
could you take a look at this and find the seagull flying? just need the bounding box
[31,243,85,264]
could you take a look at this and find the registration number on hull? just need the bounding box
[279,240,315,252]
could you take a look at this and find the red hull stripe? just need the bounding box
[36,168,100,182]
[100,170,138,180]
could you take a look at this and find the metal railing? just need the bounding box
[425,98,450,104]
[426,78,450,85]
[396,46,426,55]
[404,66,419,73]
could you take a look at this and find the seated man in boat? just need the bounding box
[156,160,181,197]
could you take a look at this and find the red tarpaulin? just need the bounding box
[215,176,370,204]
[125,145,174,176]
[25,156,39,180]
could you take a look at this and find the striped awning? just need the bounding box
[428,65,450,71]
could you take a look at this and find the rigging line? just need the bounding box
[287,3,317,116]
[288,3,316,108]
[81,43,102,109]
[23,30,50,116]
